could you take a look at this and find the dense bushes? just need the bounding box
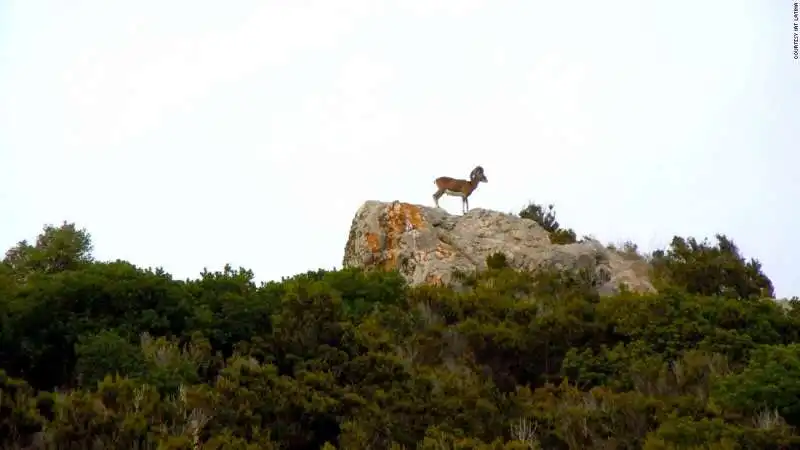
[0,221,797,449]
[650,235,775,299]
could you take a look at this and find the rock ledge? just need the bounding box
[342,200,656,295]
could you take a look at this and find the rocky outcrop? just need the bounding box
[342,200,656,295]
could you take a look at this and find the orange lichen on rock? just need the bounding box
[425,273,444,286]
[375,202,426,271]
[385,202,425,232]
[364,232,381,254]
[434,243,454,259]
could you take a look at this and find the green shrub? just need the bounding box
[518,202,578,244]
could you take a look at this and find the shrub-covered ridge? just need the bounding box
[0,212,798,449]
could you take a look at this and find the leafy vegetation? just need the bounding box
[518,202,577,245]
[1,217,798,449]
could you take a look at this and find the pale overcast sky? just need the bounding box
[1,1,798,298]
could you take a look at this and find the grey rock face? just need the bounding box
[343,200,656,295]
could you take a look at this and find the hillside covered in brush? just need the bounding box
[0,202,797,449]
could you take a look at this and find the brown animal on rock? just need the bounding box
[432,166,488,214]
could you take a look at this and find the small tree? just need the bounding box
[651,234,774,299]
[518,202,577,245]
[3,221,93,277]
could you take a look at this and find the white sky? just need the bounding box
[1,1,798,298]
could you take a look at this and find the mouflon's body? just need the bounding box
[432,166,488,214]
